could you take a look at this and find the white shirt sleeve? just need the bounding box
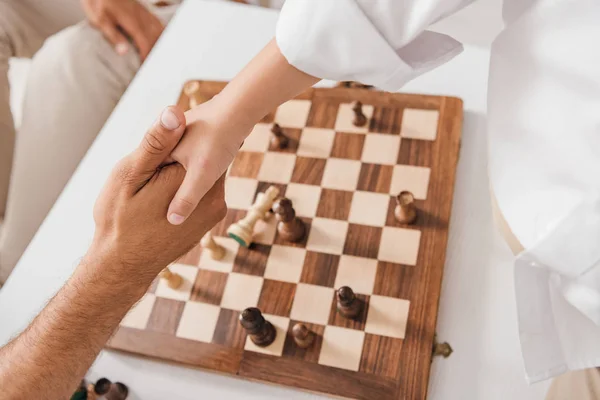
[275,0,476,91]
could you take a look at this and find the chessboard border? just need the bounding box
[106,80,463,400]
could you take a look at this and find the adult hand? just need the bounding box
[81,0,164,61]
[91,106,227,283]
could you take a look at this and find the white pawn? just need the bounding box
[159,267,183,289]
[201,231,225,260]
[183,81,203,109]
[227,186,279,247]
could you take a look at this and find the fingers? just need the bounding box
[97,18,130,55]
[167,161,218,225]
[128,106,186,191]
[115,7,163,61]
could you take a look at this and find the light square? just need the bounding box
[198,237,239,273]
[321,158,361,191]
[257,153,296,184]
[290,283,334,325]
[254,216,278,245]
[334,255,377,295]
[348,191,389,227]
[390,165,431,200]
[378,227,421,265]
[244,314,289,356]
[306,218,349,255]
[365,295,410,339]
[176,302,220,342]
[361,134,400,165]
[155,264,197,301]
[334,103,374,134]
[297,127,335,158]
[240,123,271,152]
[274,99,312,128]
[285,183,321,218]
[264,245,307,283]
[400,109,439,140]
[318,326,365,371]
[120,293,156,329]
[220,272,263,311]
[225,177,259,210]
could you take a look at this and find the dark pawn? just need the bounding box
[94,378,128,400]
[239,307,276,347]
[394,190,417,224]
[352,101,367,127]
[337,286,362,319]
[273,198,305,242]
[292,323,315,349]
[270,123,289,149]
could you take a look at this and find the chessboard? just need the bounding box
[106,80,463,400]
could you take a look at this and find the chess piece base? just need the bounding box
[277,219,305,242]
[394,205,417,224]
[227,223,252,247]
[251,321,277,347]
[337,299,363,319]
[353,114,367,127]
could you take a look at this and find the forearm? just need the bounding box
[0,252,148,400]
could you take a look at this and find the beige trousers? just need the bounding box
[0,0,178,283]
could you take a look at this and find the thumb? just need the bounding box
[130,106,186,187]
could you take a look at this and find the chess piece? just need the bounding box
[352,101,367,127]
[183,81,204,109]
[239,307,276,347]
[86,383,97,400]
[336,286,362,319]
[394,191,417,224]
[270,123,289,149]
[159,267,183,290]
[94,378,128,400]
[201,231,225,260]
[292,323,315,349]
[272,198,305,242]
[228,186,280,247]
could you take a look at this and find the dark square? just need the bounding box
[373,261,413,299]
[233,244,271,276]
[229,151,264,179]
[357,163,393,194]
[282,320,325,363]
[257,279,297,317]
[212,308,246,349]
[190,269,228,305]
[273,217,311,249]
[359,334,403,379]
[396,138,432,167]
[328,293,369,330]
[343,224,382,259]
[306,99,340,129]
[316,189,353,220]
[146,298,185,335]
[330,132,365,160]
[369,107,402,134]
[291,157,326,186]
[268,127,301,153]
[212,209,246,236]
[300,251,339,287]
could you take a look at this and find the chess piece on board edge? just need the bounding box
[227,186,280,247]
[292,323,315,349]
[336,286,362,319]
[337,81,374,90]
[239,307,276,347]
[394,190,417,225]
[270,123,289,149]
[159,267,183,290]
[183,81,205,109]
[94,377,129,400]
[201,231,225,260]
[272,197,305,243]
[352,101,368,127]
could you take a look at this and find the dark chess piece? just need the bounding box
[239,307,277,347]
[272,198,305,242]
[292,323,315,349]
[352,101,367,127]
[336,286,363,319]
[394,191,417,224]
[94,378,128,400]
[270,123,289,149]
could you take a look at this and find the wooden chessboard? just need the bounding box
[106,80,463,400]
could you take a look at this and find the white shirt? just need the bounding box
[276,0,600,384]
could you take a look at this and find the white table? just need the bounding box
[0,1,551,399]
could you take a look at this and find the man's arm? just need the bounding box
[0,106,226,400]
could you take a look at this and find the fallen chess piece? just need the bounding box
[292,323,314,349]
[159,267,183,290]
[183,81,205,109]
[336,286,362,319]
[239,307,276,347]
[394,191,417,224]
[94,378,128,400]
[273,197,305,242]
[201,231,225,260]
[352,101,368,127]
[228,186,280,247]
[270,123,289,149]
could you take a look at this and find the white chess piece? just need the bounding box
[227,186,280,247]
[201,231,225,260]
[159,267,183,290]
